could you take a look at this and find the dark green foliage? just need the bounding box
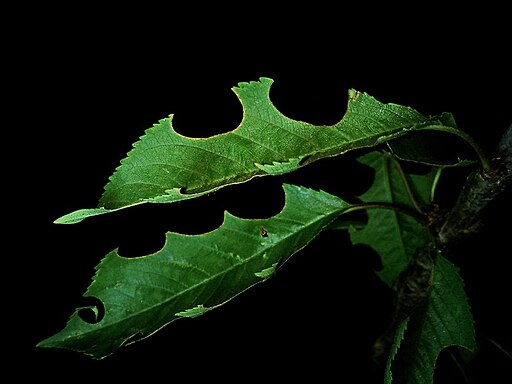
[38,78,511,382]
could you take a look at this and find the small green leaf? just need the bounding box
[349,151,437,285]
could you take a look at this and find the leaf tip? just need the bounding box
[53,207,108,224]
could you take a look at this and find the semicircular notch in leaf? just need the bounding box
[38,183,352,359]
[56,77,448,224]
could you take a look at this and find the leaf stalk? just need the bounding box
[418,125,491,173]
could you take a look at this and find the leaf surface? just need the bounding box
[56,78,442,224]
[384,320,409,384]
[349,151,476,382]
[386,111,476,167]
[348,151,436,285]
[38,184,351,359]
[387,254,476,384]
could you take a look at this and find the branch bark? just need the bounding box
[438,123,512,251]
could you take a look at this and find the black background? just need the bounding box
[12,6,511,383]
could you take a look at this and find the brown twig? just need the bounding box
[438,123,512,251]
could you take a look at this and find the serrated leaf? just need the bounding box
[348,151,437,285]
[56,77,448,224]
[384,320,409,384]
[387,254,476,384]
[38,184,351,359]
[255,158,302,175]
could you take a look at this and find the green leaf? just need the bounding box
[387,254,476,384]
[56,77,443,224]
[386,112,478,167]
[38,184,351,359]
[348,150,477,382]
[384,320,409,384]
[54,188,214,224]
[348,151,437,286]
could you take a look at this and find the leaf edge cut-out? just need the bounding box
[55,77,456,224]
[39,183,353,359]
